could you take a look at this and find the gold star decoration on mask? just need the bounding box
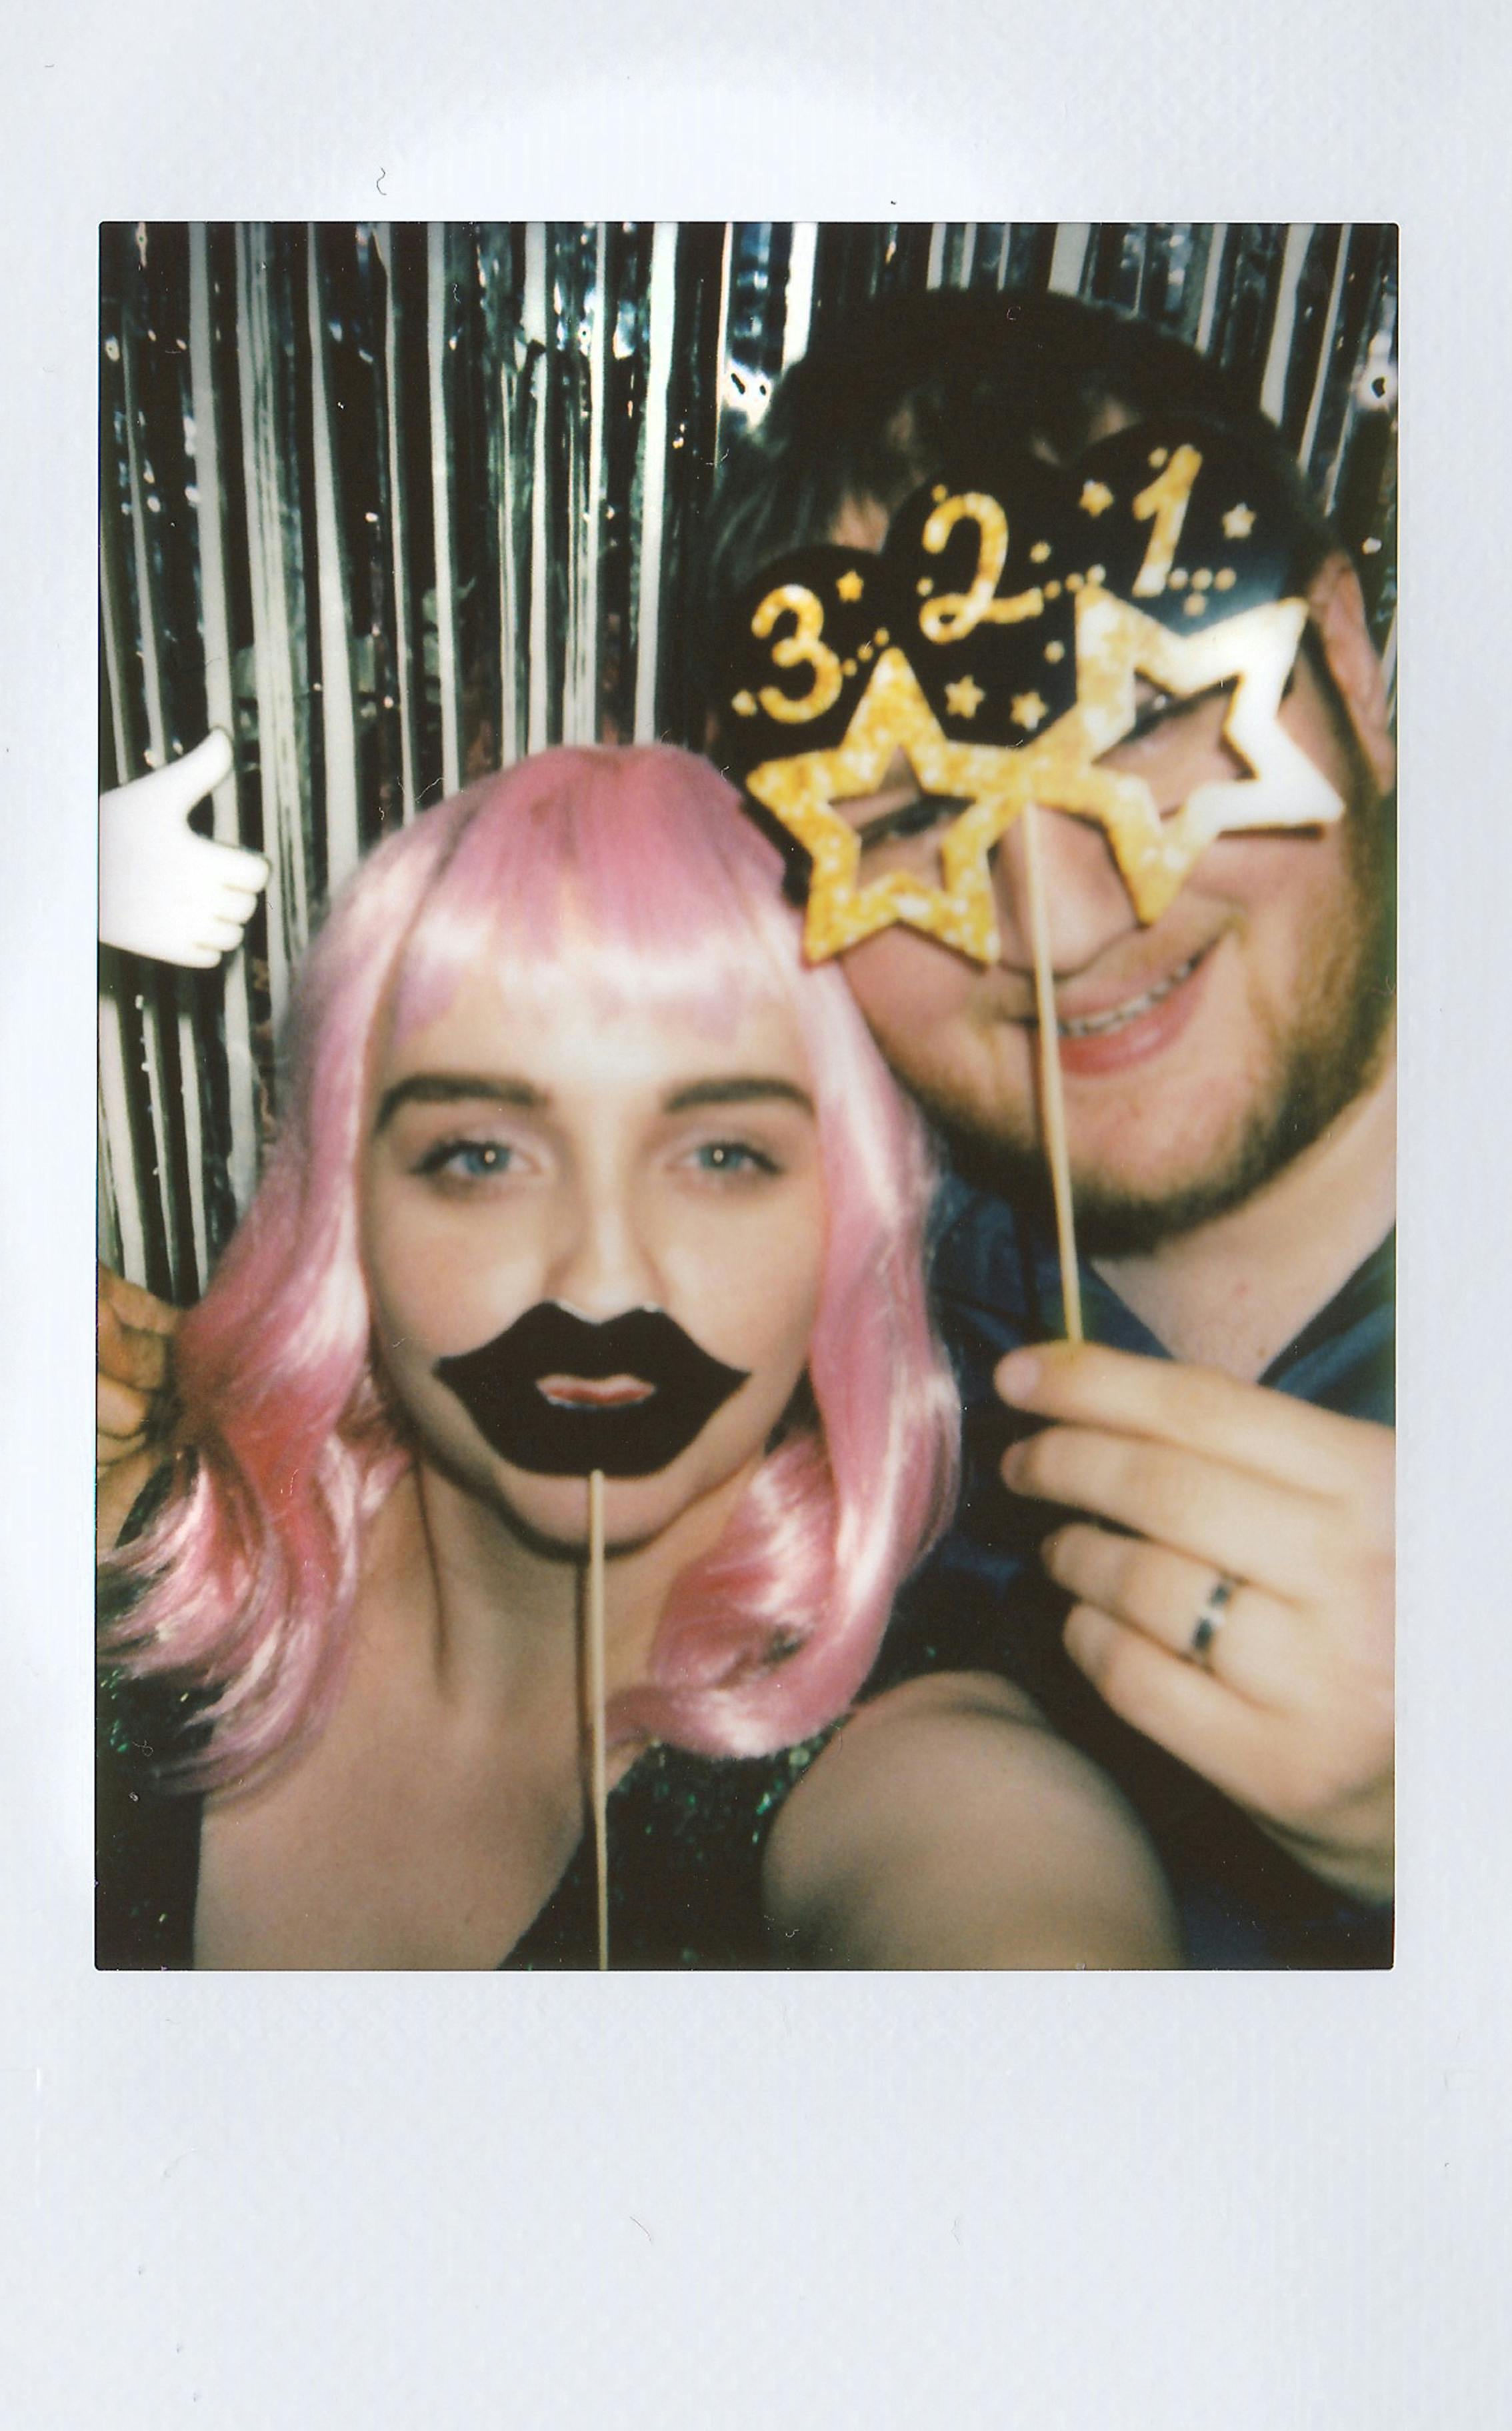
[835,569,865,601]
[1024,588,1345,921]
[743,647,1037,963]
[1222,502,1255,539]
[1079,480,1114,517]
[945,674,985,719]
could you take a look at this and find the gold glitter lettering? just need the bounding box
[751,583,843,724]
[1131,443,1203,597]
[917,493,1044,643]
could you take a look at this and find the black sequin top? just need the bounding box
[97,1624,833,1972]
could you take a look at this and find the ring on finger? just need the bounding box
[1189,1572,1240,1666]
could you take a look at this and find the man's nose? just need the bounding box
[546,1182,661,1320]
[991,802,1139,977]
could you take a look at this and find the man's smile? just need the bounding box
[1051,940,1220,1078]
[1056,947,1208,1040]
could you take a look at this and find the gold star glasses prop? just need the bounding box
[717,423,1349,1354]
[744,647,1039,965]
[1025,588,1344,925]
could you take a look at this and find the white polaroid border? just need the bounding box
[5,6,1509,2422]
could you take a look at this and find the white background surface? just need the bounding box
[3,7,1509,2423]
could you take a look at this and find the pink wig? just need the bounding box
[103,747,959,1780]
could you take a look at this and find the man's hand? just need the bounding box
[996,1340,1394,1905]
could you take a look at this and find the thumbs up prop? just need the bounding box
[99,731,269,969]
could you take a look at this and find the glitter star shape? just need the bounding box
[945,674,985,719]
[1079,480,1114,517]
[1222,503,1256,539]
[1027,588,1345,922]
[1011,691,1049,731]
[835,569,865,601]
[743,647,1035,963]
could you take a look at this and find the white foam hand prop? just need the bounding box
[99,730,269,969]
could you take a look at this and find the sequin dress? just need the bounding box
[97,1636,833,1971]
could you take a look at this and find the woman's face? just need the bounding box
[361,965,827,1551]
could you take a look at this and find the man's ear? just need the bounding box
[1307,553,1396,792]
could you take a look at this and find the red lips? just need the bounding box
[537,1374,656,1410]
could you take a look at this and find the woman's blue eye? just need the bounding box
[693,1141,777,1175]
[418,1138,514,1179]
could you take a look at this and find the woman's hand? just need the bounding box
[764,1672,1183,1968]
[997,1341,1394,1906]
[97,1264,178,1466]
[97,1266,178,1552]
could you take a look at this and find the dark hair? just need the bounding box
[701,289,1339,647]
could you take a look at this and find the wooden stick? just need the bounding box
[1020,801,1084,1345]
[587,1468,609,1972]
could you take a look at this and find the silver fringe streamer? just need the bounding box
[99,221,1399,1302]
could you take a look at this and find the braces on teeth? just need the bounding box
[1056,951,1203,1039]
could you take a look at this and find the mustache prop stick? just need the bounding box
[717,419,1345,1348]
[437,1302,751,1968]
[586,1469,607,1971]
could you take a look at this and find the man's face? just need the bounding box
[831,627,1394,1253]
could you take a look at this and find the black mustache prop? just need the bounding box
[435,1302,751,1478]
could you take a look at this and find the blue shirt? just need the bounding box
[874,1173,1395,1968]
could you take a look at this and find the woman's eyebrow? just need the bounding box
[373,1073,544,1131]
[663,1075,815,1115]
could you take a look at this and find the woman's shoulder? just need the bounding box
[761,1672,1185,1968]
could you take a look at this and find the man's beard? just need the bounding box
[950,780,1396,1259]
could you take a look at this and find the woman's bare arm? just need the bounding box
[763,1671,1182,1969]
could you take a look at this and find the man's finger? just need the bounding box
[996,1339,1389,1497]
[1004,1423,1339,1602]
[1061,1603,1280,1809]
[1043,1522,1303,1708]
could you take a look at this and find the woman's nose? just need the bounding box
[991,802,1141,979]
[545,1182,662,1320]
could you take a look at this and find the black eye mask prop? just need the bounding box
[435,1302,751,1478]
[714,417,1343,960]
